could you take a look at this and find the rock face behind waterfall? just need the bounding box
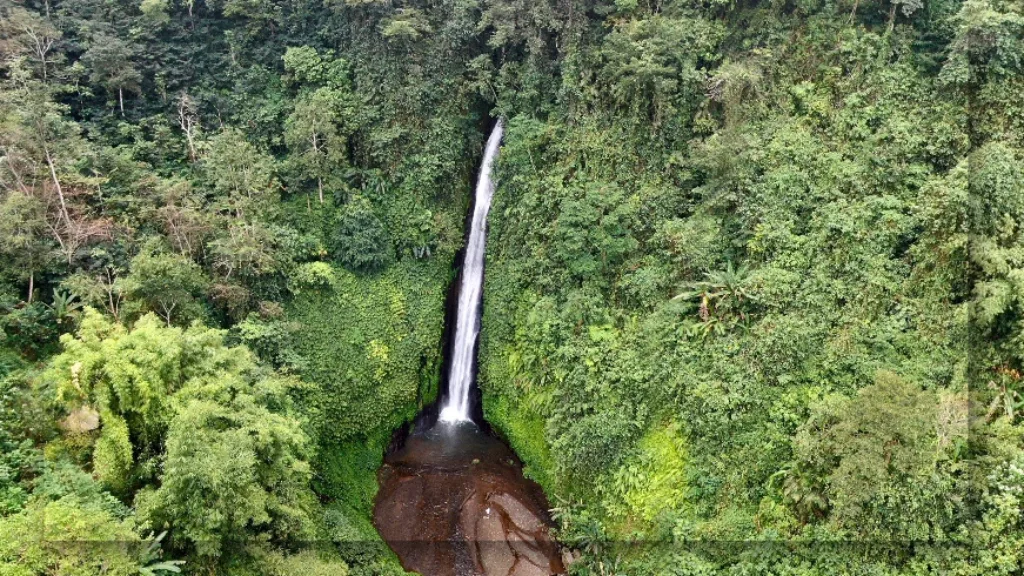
[374,425,565,576]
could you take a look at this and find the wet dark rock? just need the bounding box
[374,423,565,576]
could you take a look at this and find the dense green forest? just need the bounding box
[0,0,1022,573]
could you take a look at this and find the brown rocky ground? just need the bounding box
[373,423,564,576]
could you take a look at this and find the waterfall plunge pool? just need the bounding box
[373,423,565,576]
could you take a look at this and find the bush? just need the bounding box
[0,303,58,360]
[0,498,143,576]
[332,197,392,272]
[554,411,637,481]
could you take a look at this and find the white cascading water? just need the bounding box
[439,120,504,423]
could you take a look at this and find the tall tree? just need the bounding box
[121,241,209,326]
[80,33,141,116]
[204,128,279,219]
[0,6,62,81]
[0,84,111,265]
[282,47,359,205]
[0,192,54,302]
[47,311,317,557]
[284,87,347,205]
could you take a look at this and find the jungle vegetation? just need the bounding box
[0,0,1021,574]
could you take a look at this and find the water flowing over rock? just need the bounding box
[439,120,504,423]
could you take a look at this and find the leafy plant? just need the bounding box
[672,261,756,324]
[46,289,82,328]
[138,532,185,576]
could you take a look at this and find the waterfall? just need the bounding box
[439,120,504,423]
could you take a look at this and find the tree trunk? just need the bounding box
[27,272,34,303]
[318,177,324,204]
[119,88,124,116]
[184,128,196,161]
[44,146,75,263]
[160,302,176,326]
[107,287,118,321]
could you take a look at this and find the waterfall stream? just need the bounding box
[373,120,563,576]
[439,120,504,423]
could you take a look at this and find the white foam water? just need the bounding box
[438,120,504,423]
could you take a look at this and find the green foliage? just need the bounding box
[380,9,433,41]
[288,262,338,292]
[282,257,449,573]
[137,532,185,576]
[473,1,998,573]
[0,303,59,360]
[554,410,637,481]
[0,193,54,302]
[0,449,155,575]
[0,0,484,572]
[965,451,1024,574]
[50,310,204,454]
[228,547,348,576]
[790,371,961,538]
[28,458,129,518]
[121,242,209,326]
[136,388,315,557]
[47,290,83,329]
[92,412,133,494]
[318,459,410,575]
[599,13,722,128]
[332,196,392,271]
[674,261,757,329]
[204,129,280,220]
[230,314,305,371]
[286,260,448,445]
[282,48,360,206]
[0,498,143,576]
[484,392,556,489]
[0,377,42,514]
[45,310,317,559]
[603,422,689,528]
[283,47,350,88]
[80,33,142,114]
[940,0,1024,87]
